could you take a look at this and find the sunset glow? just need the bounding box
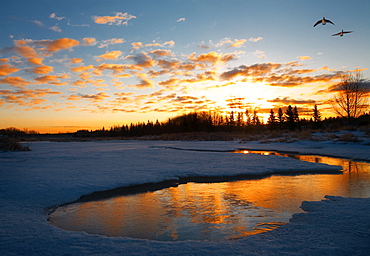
[1,0,369,133]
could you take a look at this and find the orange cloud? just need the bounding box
[145,43,162,48]
[0,64,19,76]
[82,38,97,46]
[112,81,124,88]
[20,88,62,97]
[286,61,302,67]
[71,58,83,64]
[27,57,44,65]
[14,40,28,46]
[34,74,68,84]
[267,97,317,105]
[15,45,38,58]
[109,38,124,44]
[70,78,107,87]
[93,12,136,25]
[152,94,215,112]
[70,65,94,72]
[132,41,175,50]
[159,71,215,87]
[131,42,143,50]
[288,68,317,74]
[114,92,134,97]
[215,38,232,47]
[220,63,283,80]
[66,95,81,101]
[0,93,24,105]
[45,38,79,52]
[184,70,216,83]
[265,73,342,87]
[189,52,236,66]
[129,73,154,89]
[215,38,247,48]
[32,65,54,74]
[298,56,312,60]
[157,59,181,70]
[98,50,122,60]
[230,39,247,48]
[79,72,91,80]
[163,41,175,47]
[71,80,89,87]
[190,52,219,63]
[68,92,110,102]
[321,66,336,71]
[96,63,128,75]
[158,77,180,87]
[0,58,9,63]
[158,71,217,88]
[150,49,172,56]
[98,38,125,48]
[126,53,155,70]
[114,92,135,101]
[148,69,168,78]
[0,76,31,87]
[0,88,61,107]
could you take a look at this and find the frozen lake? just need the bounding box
[49,151,370,241]
[2,138,370,255]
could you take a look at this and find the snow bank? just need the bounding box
[1,140,369,255]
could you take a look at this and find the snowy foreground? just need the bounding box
[1,134,370,255]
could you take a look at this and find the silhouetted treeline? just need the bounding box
[72,105,370,138]
[0,127,39,137]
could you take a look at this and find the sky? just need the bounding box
[0,0,369,133]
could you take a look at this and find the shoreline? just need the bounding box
[65,169,343,204]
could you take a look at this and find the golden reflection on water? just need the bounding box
[50,152,370,241]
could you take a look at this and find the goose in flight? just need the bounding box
[332,29,353,37]
[313,17,335,27]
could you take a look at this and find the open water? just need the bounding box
[49,150,370,241]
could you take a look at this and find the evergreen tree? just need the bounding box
[236,112,243,126]
[313,105,321,122]
[312,104,322,128]
[252,109,260,125]
[228,111,235,126]
[293,106,299,123]
[268,109,276,124]
[245,108,252,126]
[285,105,296,130]
[278,107,284,125]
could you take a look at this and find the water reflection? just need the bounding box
[49,152,370,241]
[235,149,368,173]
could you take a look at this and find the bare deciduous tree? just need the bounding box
[332,72,369,121]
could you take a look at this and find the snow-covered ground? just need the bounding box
[1,133,370,255]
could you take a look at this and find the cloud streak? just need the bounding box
[220,62,342,87]
[92,12,136,25]
[0,64,19,76]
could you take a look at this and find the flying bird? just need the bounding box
[332,29,354,37]
[313,17,335,27]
